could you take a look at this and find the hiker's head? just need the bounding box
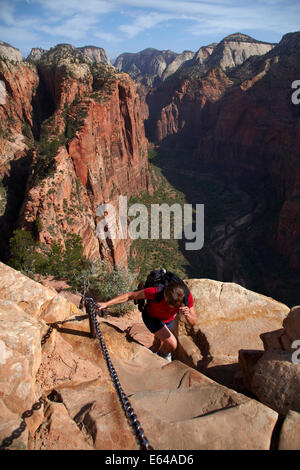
[164,280,185,308]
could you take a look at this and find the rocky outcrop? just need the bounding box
[146,34,276,144]
[238,304,300,414]
[0,41,23,62]
[203,33,275,71]
[162,50,196,81]
[0,261,78,447]
[250,349,300,416]
[177,34,274,78]
[114,48,195,124]
[191,43,217,66]
[278,411,300,450]
[115,34,271,90]
[0,54,38,165]
[77,46,112,66]
[27,48,47,62]
[173,279,289,387]
[0,42,152,265]
[0,262,281,450]
[237,302,300,449]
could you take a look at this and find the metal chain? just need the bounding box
[0,317,83,450]
[41,314,89,345]
[0,397,45,450]
[1,298,153,451]
[84,297,153,451]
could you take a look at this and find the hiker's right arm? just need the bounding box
[97,289,145,310]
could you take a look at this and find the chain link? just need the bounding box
[0,397,45,450]
[84,297,153,451]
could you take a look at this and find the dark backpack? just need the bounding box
[134,268,190,313]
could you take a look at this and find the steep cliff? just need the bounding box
[0,43,152,266]
[0,43,39,257]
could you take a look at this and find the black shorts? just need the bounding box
[142,309,175,334]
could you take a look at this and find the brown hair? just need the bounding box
[164,280,185,307]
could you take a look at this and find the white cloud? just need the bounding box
[0,1,17,25]
[36,13,100,41]
[118,12,177,38]
[114,0,300,38]
[33,0,114,16]
[94,31,120,43]
[0,25,40,50]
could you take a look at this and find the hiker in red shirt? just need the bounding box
[96,280,197,360]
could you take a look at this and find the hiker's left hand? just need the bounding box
[97,302,108,311]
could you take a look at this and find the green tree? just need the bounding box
[87,259,135,315]
[9,229,37,271]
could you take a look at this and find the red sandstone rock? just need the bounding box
[16,66,152,265]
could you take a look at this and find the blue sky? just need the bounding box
[0,0,299,62]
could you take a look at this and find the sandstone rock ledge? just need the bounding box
[174,279,289,387]
[0,262,290,450]
[238,305,300,451]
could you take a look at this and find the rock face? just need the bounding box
[192,43,217,66]
[0,261,79,448]
[177,34,274,78]
[0,262,282,450]
[251,349,300,415]
[0,41,23,62]
[114,47,194,124]
[27,48,47,62]
[115,48,195,87]
[278,411,300,450]
[77,46,112,66]
[0,42,152,265]
[173,279,289,387]
[146,33,276,147]
[203,33,275,71]
[0,52,39,256]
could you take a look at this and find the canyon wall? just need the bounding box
[0,43,153,266]
[146,32,300,273]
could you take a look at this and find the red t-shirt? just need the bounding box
[144,286,194,323]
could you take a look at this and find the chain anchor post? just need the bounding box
[84,298,97,339]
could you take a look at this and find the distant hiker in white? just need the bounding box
[96,202,117,240]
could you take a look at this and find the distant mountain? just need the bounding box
[175,33,276,80]
[114,48,195,87]
[204,33,276,70]
[27,44,112,66]
[114,34,276,88]
[0,40,23,62]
